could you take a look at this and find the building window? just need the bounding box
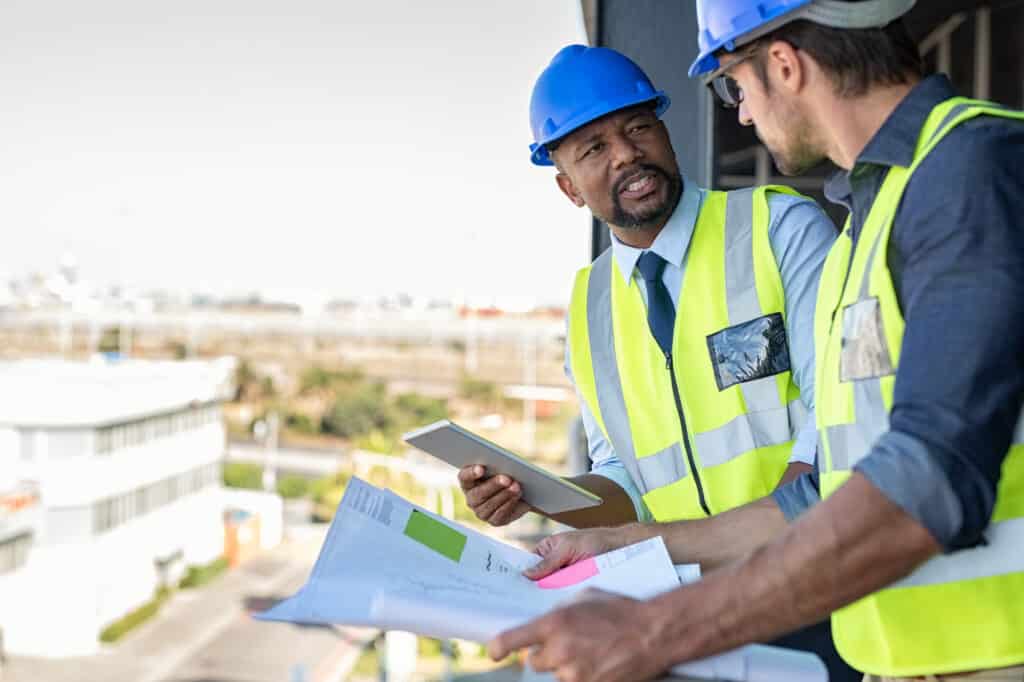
[93,402,222,456]
[91,460,221,535]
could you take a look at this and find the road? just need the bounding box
[4,525,375,682]
[226,443,348,477]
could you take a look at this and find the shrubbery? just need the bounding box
[99,587,171,643]
[320,379,395,438]
[275,474,310,499]
[222,462,263,490]
[311,471,352,522]
[179,556,229,589]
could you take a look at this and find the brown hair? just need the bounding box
[752,18,924,98]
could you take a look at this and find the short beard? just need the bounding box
[759,101,825,176]
[766,133,825,176]
[605,164,683,231]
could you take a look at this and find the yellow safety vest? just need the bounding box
[815,97,1024,677]
[569,186,808,521]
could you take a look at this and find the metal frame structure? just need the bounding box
[586,1,1024,259]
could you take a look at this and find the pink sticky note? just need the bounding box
[536,557,599,589]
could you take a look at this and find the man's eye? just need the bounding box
[582,143,604,159]
[629,124,651,135]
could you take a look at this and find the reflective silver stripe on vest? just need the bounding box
[724,188,763,323]
[636,443,687,491]
[693,400,804,466]
[824,380,890,471]
[1014,412,1024,445]
[888,517,1024,590]
[724,189,790,425]
[585,189,798,497]
[585,250,651,492]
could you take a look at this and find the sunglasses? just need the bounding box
[705,51,757,109]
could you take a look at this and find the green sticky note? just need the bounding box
[403,510,467,562]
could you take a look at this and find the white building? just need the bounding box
[0,357,236,657]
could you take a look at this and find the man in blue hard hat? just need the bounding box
[456,43,855,679]
[459,43,836,534]
[487,2,1024,682]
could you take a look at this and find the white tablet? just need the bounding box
[403,419,602,514]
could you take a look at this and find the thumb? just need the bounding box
[524,541,575,580]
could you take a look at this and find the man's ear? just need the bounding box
[556,172,586,208]
[765,40,805,95]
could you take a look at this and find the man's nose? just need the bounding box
[738,101,754,127]
[609,135,643,167]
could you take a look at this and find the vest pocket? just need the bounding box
[706,312,791,391]
[840,297,894,382]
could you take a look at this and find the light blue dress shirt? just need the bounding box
[566,179,837,522]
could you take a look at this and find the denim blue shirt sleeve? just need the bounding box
[776,76,1024,549]
[857,116,1024,550]
[765,193,838,464]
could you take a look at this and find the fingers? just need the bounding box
[465,475,519,510]
[523,539,575,580]
[473,484,522,522]
[489,498,530,527]
[457,464,486,491]
[488,619,547,661]
[457,465,526,525]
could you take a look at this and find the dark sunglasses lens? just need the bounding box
[712,76,743,108]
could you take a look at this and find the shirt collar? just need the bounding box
[825,75,958,203]
[610,177,704,286]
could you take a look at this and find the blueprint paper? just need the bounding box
[259,477,679,633]
[258,478,826,682]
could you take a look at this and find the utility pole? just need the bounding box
[258,412,279,493]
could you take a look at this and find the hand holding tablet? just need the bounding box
[403,420,603,518]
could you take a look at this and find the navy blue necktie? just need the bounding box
[637,251,676,357]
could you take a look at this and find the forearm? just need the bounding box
[546,475,638,528]
[660,496,789,571]
[642,474,940,666]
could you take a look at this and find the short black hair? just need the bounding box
[749,18,924,98]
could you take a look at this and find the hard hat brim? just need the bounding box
[530,91,671,167]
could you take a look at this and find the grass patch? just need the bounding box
[99,587,171,643]
[179,556,230,589]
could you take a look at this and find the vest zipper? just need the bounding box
[666,352,712,516]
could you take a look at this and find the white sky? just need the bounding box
[0,0,590,306]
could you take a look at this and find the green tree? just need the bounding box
[320,380,395,438]
[393,393,448,426]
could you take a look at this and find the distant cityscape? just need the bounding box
[0,254,569,319]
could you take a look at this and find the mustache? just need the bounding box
[612,164,671,196]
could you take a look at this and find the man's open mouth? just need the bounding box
[617,172,660,200]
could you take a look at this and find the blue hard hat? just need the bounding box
[529,45,670,167]
[688,0,918,78]
[689,0,811,78]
